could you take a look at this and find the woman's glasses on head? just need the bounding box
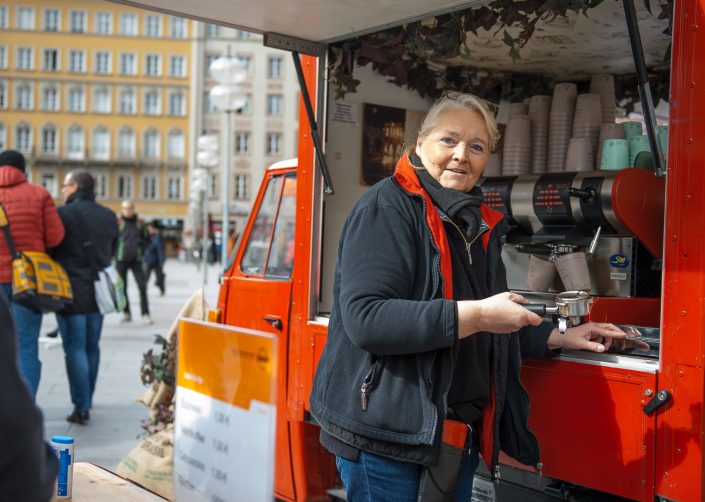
[440,90,499,115]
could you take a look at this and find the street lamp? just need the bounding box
[195,134,219,285]
[208,55,247,271]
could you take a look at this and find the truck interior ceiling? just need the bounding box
[315,0,671,366]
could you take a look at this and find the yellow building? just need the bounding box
[0,0,192,225]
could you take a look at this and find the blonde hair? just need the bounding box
[413,92,499,152]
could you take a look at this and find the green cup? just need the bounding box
[622,121,643,140]
[600,138,629,170]
[628,134,651,167]
[657,125,668,156]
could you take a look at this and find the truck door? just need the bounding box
[220,170,297,500]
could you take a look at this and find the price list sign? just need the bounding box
[174,319,278,502]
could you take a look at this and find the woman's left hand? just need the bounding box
[547,322,646,353]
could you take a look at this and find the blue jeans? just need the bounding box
[336,446,479,501]
[56,312,104,412]
[0,283,43,400]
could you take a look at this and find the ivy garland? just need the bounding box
[328,0,672,110]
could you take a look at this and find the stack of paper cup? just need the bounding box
[529,95,551,174]
[629,134,651,167]
[484,152,502,177]
[565,137,594,172]
[502,115,531,175]
[595,122,626,169]
[509,102,528,119]
[547,83,577,172]
[589,74,617,123]
[572,93,602,166]
[622,121,643,140]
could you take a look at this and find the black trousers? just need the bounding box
[143,262,165,294]
[116,260,149,316]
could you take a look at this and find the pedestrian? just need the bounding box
[52,170,118,424]
[143,222,166,296]
[116,200,152,325]
[0,149,65,400]
[0,291,60,501]
[309,92,631,500]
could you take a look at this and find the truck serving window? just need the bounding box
[240,173,296,279]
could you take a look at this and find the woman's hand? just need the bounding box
[457,292,543,339]
[546,322,649,352]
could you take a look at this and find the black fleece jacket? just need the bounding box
[309,162,555,468]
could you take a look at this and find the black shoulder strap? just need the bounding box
[72,208,99,280]
[0,203,20,260]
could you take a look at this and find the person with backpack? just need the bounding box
[0,150,64,400]
[116,200,152,325]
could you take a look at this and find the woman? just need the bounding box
[309,93,630,501]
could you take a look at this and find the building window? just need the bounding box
[120,53,137,76]
[143,129,160,158]
[145,54,161,76]
[168,91,184,116]
[145,14,161,37]
[267,94,282,116]
[0,7,7,28]
[67,125,84,159]
[170,16,186,38]
[15,124,32,152]
[167,129,184,159]
[203,92,217,114]
[42,85,59,111]
[268,57,282,79]
[41,125,58,155]
[234,174,248,200]
[17,47,33,70]
[92,127,110,160]
[95,12,112,34]
[95,51,111,74]
[238,55,252,76]
[95,173,108,199]
[40,173,57,196]
[120,13,137,36]
[93,87,111,113]
[43,8,60,31]
[235,132,249,154]
[236,30,252,39]
[67,87,85,112]
[42,49,59,71]
[119,88,136,114]
[118,127,135,157]
[69,50,86,73]
[69,10,86,33]
[167,177,182,200]
[16,83,32,110]
[206,23,219,37]
[142,175,157,199]
[17,6,34,30]
[144,90,160,115]
[118,175,133,198]
[169,55,185,77]
[0,124,5,150]
[0,46,6,69]
[204,54,218,77]
[237,94,251,114]
[208,173,217,198]
[266,133,281,155]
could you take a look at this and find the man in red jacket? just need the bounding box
[0,150,64,400]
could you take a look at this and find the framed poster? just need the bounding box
[362,103,425,185]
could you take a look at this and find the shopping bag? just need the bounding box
[94,266,126,314]
[11,251,73,313]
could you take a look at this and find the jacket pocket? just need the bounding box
[360,357,382,411]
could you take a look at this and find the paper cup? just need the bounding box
[565,137,594,172]
[628,134,651,167]
[600,139,629,170]
[622,121,643,139]
[526,254,557,292]
[554,252,591,292]
[657,125,668,156]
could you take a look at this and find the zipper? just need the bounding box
[442,216,489,265]
[360,359,380,412]
[494,465,501,482]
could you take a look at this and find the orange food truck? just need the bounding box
[117,0,699,500]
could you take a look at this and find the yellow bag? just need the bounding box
[0,203,73,312]
[11,251,73,312]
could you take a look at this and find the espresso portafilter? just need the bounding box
[524,291,593,334]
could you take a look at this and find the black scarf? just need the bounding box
[410,152,484,240]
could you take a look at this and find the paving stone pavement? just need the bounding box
[36,259,221,470]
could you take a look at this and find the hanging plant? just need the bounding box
[329,0,673,105]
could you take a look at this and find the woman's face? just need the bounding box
[415,107,490,192]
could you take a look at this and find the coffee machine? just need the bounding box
[479,168,665,299]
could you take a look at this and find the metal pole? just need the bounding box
[202,189,208,285]
[221,110,231,271]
